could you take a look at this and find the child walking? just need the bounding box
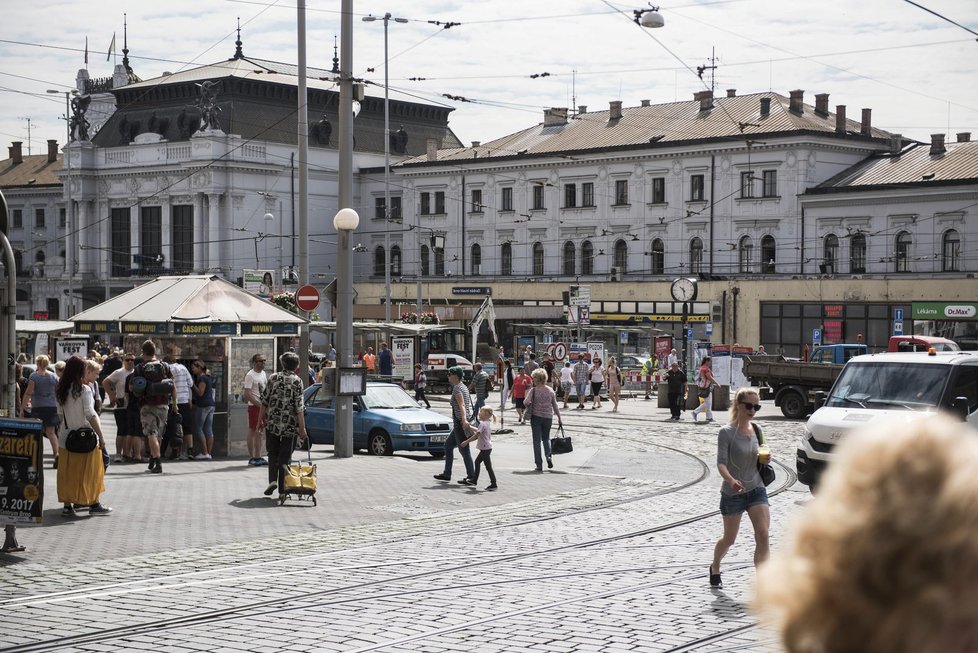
[461,406,498,490]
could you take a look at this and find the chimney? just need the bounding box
[426,138,438,161]
[693,90,713,111]
[890,133,904,154]
[543,107,568,127]
[835,105,847,134]
[471,141,481,148]
[860,108,872,136]
[640,99,650,107]
[578,105,587,115]
[46,139,58,163]
[789,89,804,113]
[930,133,946,156]
[814,93,829,117]
[609,101,623,120]
[957,132,971,143]
[759,97,771,117]
[726,89,736,97]
[9,141,22,164]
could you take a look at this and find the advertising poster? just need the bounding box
[654,336,673,368]
[0,418,44,525]
[243,269,276,299]
[391,336,415,379]
[56,338,88,361]
[569,342,590,362]
[516,336,536,359]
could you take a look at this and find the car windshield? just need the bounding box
[363,385,420,410]
[827,362,950,410]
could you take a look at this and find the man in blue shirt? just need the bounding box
[378,342,393,376]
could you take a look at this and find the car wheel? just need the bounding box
[368,430,393,456]
[780,391,808,419]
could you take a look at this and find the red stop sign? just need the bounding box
[294,284,320,312]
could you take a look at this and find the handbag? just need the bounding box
[551,425,573,454]
[523,388,534,419]
[753,423,775,486]
[61,406,98,453]
[697,385,711,398]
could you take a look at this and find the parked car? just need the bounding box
[302,381,452,456]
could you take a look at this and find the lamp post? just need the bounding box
[333,207,359,458]
[46,89,76,318]
[362,13,407,322]
[633,5,665,28]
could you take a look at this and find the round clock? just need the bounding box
[670,277,698,302]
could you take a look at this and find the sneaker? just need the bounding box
[89,504,113,516]
[264,482,277,496]
[547,457,553,469]
[52,456,58,470]
[247,458,257,466]
[255,458,268,466]
[72,504,89,511]
[112,456,124,464]
[486,484,498,491]
[433,473,451,481]
[457,478,474,486]
[148,459,157,471]
[706,418,715,423]
[194,453,209,460]
[150,464,162,474]
[709,564,722,588]
[205,454,213,460]
[61,505,75,517]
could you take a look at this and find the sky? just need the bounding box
[1,0,976,156]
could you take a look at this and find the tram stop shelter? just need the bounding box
[69,275,307,457]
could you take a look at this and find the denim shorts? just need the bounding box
[719,486,769,515]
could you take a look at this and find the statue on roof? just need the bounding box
[68,95,92,142]
[312,113,332,146]
[391,125,409,154]
[195,80,223,132]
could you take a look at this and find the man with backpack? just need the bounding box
[129,340,176,474]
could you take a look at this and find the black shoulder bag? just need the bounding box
[61,405,98,454]
[752,422,775,486]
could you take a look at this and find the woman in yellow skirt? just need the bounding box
[57,356,112,516]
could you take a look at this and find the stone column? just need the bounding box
[207,193,221,272]
[194,193,206,272]
[161,194,172,268]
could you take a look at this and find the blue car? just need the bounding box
[303,382,452,456]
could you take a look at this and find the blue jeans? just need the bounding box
[472,395,487,422]
[530,415,553,469]
[195,405,216,438]
[443,420,475,480]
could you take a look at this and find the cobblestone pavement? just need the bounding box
[0,391,810,652]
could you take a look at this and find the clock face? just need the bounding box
[671,277,697,302]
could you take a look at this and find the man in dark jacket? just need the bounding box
[665,361,687,421]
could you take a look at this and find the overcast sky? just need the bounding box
[1,0,975,157]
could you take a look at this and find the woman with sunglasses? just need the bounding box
[709,387,770,588]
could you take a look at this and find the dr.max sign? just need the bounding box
[912,302,978,320]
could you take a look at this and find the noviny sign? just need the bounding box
[912,302,978,320]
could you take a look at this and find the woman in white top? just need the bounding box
[558,361,574,409]
[588,358,605,410]
[56,356,111,516]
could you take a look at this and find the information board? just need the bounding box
[391,336,415,379]
[0,418,44,525]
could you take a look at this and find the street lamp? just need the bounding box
[47,88,78,318]
[362,13,408,322]
[333,207,359,458]
[633,5,665,28]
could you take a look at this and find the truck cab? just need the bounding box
[887,335,960,352]
[808,344,867,364]
[797,351,978,492]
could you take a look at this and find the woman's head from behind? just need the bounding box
[35,354,50,370]
[56,356,87,404]
[531,368,549,386]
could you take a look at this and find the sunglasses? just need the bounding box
[740,402,762,411]
[256,359,266,363]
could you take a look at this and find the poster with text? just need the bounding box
[56,338,88,362]
[0,418,44,525]
[587,342,605,365]
[391,336,415,380]
[243,269,276,299]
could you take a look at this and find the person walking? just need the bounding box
[558,361,573,409]
[134,340,176,474]
[523,353,539,375]
[433,366,475,485]
[378,342,393,377]
[665,361,687,421]
[20,355,60,468]
[589,357,605,410]
[692,356,718,423]
[56,356,112,516]
[511,367,532,424]
[606,357,622,412]
[103,353,135,463]
[460,406,498,491]
[469,363,490,420]
[258,352,308,498]
[192,361,216,459]
[413,364,431,409]
[573,357,590,410]
[709,387,769,588]
[525,369,562,471]
[243,353,268,466]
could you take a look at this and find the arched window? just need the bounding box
[471,243,482,275]
[533,242,545,276]
[761,235,776,273]
[650,238,664,274]
[689,238,703,274]
[434,247,445,275]
[373,245,385,277]
[581,240,594,275]
[739,235,753,273]
[943,229,960,272]
[35,251,45,263]
[895,231,912,272]
[823,234,839,274]
[420,244,430,276]
[850,233,866,273]
[613,239,628,274]
[562,241,576,276]
[390,245,401,276]
[501,242,512,276]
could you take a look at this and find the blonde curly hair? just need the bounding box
[755,415,978,653]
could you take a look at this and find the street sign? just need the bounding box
[569,285,591,307]
[552,342,567,361]
[579,306,590,325]
[895,308,904,322]
[619,330,628,344]
[813,328,822,345]
[893,321,904,336]
[705,321,713,336]
[687,327,694,340]
[295,284,320,312]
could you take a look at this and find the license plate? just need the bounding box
[429,435,448,443]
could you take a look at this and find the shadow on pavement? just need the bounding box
[228,497,280,509]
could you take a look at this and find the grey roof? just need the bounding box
[70,275,306,324]
[397,92,897,166]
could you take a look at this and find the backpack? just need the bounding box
[131,361,173,397]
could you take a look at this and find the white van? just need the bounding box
[797,350,978,492]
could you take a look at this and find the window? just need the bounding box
[420,192,430,215]
[434,191,445,214]
[943,229,961,272]
[110,207,130,276]
[651,177,665,204]
[501,242,512,276]
[582,182,594,207]
[563,241,575,276]
[471,189,483,213]
[582,240,594,275]
[896,231,912,272]
[690,238,703,274]
[390,197,402,221]
[615,179,629,205]
[532,185,545,210]
[501,187,513,211]
[850,233,867,273]
[533,242,545,276]
[564,184,576,208]
[420,245,430,275]
[739,235,754,273]
[613,239,628,274]
[171,205,194,273]
[435,247,445,275]
[390,245,402,276]
[375,197,386,220]
[59,208,66,228]
[12,209,22,229]
[762,170,778,197]
[374,196,401,221]
[740,171,754,198]
[823,234,839,274]
[471,243,481,275]
[690,174,705,201]
[373,246,386,276]
[140,206,162,273]
[35,208,45,228]
[650,239,664,274]
[761,235,776,274]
